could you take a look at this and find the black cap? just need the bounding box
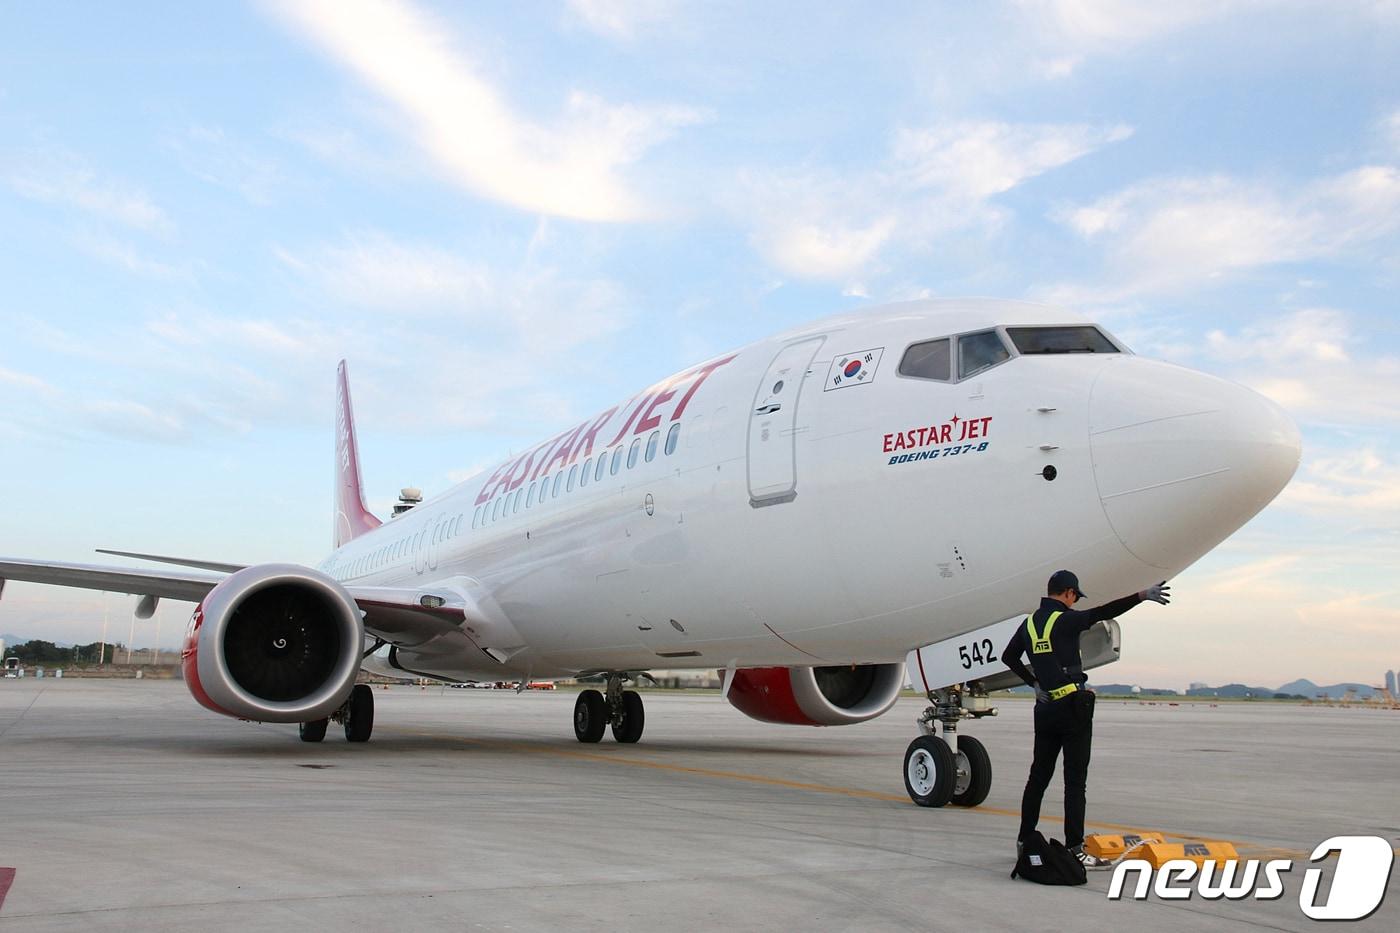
[1048,570,1085,599]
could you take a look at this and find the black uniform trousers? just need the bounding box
[1018,690,1095,849]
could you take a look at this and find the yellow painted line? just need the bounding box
[398,730,1374,860]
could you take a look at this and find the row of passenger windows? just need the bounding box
[897,325,1119,383]
[331,512,468,581]
[473,421,682,529]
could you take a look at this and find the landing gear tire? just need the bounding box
[904,734,955,807]
[949,734,992,807]
[574,689,606,743]
[343,684,374,742]
[299,718,328,743]
[611,690,645,744]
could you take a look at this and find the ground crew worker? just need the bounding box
[1002,570,1171,869]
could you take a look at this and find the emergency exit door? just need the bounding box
[747,336,825,506]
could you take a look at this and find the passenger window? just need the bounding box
[595,456,607,483]
[898,338,951,381]
[553,472,564,497]
[580,458,592,487]
[611,448,622,475]
[567,464,577,491]
[1006,326,1119,355]
[627,438,641,468]
[645,431,659,462]
[527,482,536,507]
[665,423,680,456]
[492,498,501,521]
[958,331,1010,380]
[512,490,521,514]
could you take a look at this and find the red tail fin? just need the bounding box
[334,361,382,548]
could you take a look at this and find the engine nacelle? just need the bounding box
[725,663,905,726]
[180,564,364,723]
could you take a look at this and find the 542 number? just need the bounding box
[958,638,997,670]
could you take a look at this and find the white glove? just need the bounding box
[1139,581,1171,605]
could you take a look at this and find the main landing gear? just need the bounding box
[299,683,375,743]
[903,683,995,808]
[574,673,645,744]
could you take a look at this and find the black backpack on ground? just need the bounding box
[1010,831,1088,885]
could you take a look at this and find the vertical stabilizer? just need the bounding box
[334,361,383,548]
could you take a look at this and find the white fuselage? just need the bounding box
[318,300,1300,682]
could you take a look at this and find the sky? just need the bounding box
[1,0,1398,689]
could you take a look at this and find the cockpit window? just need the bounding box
[898,338,951,381]
[1007,326,1119,355]
[958,330,1010,380]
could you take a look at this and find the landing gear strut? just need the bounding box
[903,683,995,807]
[574,673,646,744]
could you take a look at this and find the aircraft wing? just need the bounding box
[0,557,222,602]
[0,557,505,659]
[95,549,247,573]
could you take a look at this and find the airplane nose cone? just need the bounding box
[1089,360,1302,572]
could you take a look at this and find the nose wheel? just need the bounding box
[903,684,995,808]
[904,735,955,807]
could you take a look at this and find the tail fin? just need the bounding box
[334,361,382,548]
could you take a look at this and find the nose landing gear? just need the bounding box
[902,683,995,807]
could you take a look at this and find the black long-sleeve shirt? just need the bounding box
[1002,594,1144,698]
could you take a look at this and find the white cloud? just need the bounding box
[145,313,314,356]
[70,231,188,281]
[165,125,281,205]
[752,217,896,284]
[565,0,678,39]
[6,150,174,235]
[275,233,493,314]
[1282,447,1400,516]
[1053,166,1400,300]
[1019,0,1254,45]
[1381,106,1400,154]
[746,120,1131,283]
[1198,308,1400,426]
[0,366,52,393]
[891,121,1133,200]
[274,230,630,353]
[264,0,703,221]
[1204,308,1349,365]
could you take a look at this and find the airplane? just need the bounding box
[0,298,1301,807]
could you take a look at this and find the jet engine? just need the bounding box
[181,564,364,723]
[725,664,905,726]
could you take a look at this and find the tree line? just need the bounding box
[5,640,127,664]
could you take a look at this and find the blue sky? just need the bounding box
[2,1,1398,688]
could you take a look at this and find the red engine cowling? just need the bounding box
[181,564,364,722]
[725,663,905,726]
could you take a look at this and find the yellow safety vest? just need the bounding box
[1025,611,1079,700]
[1026,611,1062,654]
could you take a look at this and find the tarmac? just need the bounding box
[0,680,1396,931]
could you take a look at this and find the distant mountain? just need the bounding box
[1276,679,1377,699]
[1186,683,1279,698]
